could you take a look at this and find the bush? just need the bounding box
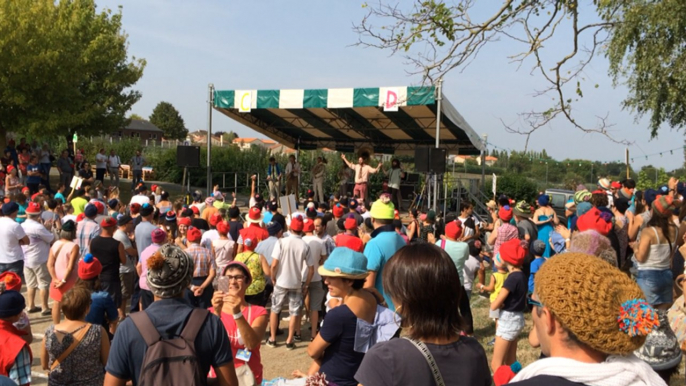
[488,174,539,203]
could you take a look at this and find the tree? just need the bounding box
[355,1,686,146]
[149,102,188,140]
[0,0,145,138]
[129,114,144,120]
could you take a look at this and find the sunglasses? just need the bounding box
[527,293,544,308]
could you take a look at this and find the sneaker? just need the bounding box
[293,334,302,342]
[487,338,495,346]
[266,339,277,348]
[286,342,296,350]
[26,307,40,313]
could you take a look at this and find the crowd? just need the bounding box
[0,140,684,386]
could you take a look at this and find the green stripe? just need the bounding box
[303,89,327,108]
[256,90,280,109]
[213,90,234,108]
[353,88,379,107]
[407,86,435,105]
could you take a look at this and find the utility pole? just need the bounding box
[545,162,548,185]
[207,83,214,195]
[481,134,488,191]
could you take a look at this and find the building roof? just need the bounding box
[124,119,164,133]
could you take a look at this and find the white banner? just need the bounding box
[492,173,497,197]
[237,90,253,113]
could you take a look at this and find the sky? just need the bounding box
[98,0,685,170]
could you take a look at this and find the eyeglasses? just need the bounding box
[225,275,246,282]
[527,293,544,308]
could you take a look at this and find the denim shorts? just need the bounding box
[496,310,525,341]
[636,269,673,306]
[0,260,25,286]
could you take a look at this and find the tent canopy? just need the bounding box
[213,86,485,156]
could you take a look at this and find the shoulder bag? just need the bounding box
[50,323,92,371]
[402,337,445,386]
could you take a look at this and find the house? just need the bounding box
[114,119,164,144]
[188,130,223,145]
[450,155,473,165]
[476,156,498,167]
[233,137,277,150]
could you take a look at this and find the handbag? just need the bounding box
[50,323,91,371]
[402,337,445,386]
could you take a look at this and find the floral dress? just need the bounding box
[45,323,105,386]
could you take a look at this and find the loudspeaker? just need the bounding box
[414,147,446,173]
[176,146,200,168]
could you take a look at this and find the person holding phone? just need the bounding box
[211,261,268,384]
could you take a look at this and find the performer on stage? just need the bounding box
[266,157,281,200]
[385,158,405,211]
[337,164,351,197]
[340,154,382,206]
[311,156,326,203]
[284,154,300,203]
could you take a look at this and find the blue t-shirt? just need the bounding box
[26,163,41,184]
[528,257,547,293]
[263,211,274,225]
[319,305,365,386]
[15,203,27,224]
[364,226,406,311]
[86,291,118,328]
[105,298,233,385]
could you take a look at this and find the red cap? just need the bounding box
[25,202,41,214]
[6,165,14,174]
[209,213,223,227]
[576,207,613,236]
[78,254,102,280]
[101,217,117,228]
[290,216,304,232]
[338,235,363,252]
[31,193,41,201]
[21,187,29,194]
[151,184,158,192]
[178,217,191,227]
[0,272,22,291]
[445,219,463,240]
[499,206,513,222]
[216,221,230,235]
[191,206,199,215]
[76,213,85,222]
[94,201,105,214]
[187,227,202,242]
[333,204,344,218]
[499,238,526,267]
[247,207,263,223]
[611,181,622,189]
[130,203,141,215]
[303,218,315,233]
[344,217,357,230]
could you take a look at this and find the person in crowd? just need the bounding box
[107,149,122,187]
[78,161,94,187]
[405,208,421,243]
[21,202,54,316]
[134,203,157,256]
[211,260,269,384]
[136,228,167,311]
[490,238,528,371]
[364,197,405,310]
[4,166,20,197]
[129,150,145,190]
[327,203,344,237]
[284,155,301,204]
[311,156,326,204]
[336,214,364,252]
[266,157,282,201]
[76,204,101,259]
[341,154,382,206]
[90,217,126,312]
[17,148,29,185]
[295,218,327,341]
[528,240,548,295]
[347,198,364,226]
[457,202,482,242]
[202,196,219,222]
[292,247,378,386]
[234,236,270,307]
[337,164,352,197]
[176,216,190,249]
[382,159,404,211]
[488,205,519,257]
[509,253,666,386]
[25,155,42,195]
[129,184,150,206]
[437,219,473,335]
[56,150,74,191]
[185,227,216,309]
[214,221,236,274]
[1,149,14,168]
[0,202,30,284]
[463,239,483,300]
[76,254,118,339]
[104,243,238,385]
[69,188,88,216]
[38,143,52,192]
[14,191,28,224]
[228,206,244,242]
[47,219,79,324]
[0,280,32,386]
[237,207,268,253]
[477,246,509,346]
[355,243,491,386]
[114,215,137,320]
[267,216,315,349]
[94,148,107,184]
[202,213,222,251]
[155,191,172,215]
[533,194,558,257]
[41,286,109,386]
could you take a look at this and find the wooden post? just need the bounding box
[625,148,630,179]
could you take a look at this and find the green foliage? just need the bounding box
[0,0,145,137]
[149,102,188,140]
[636,165,670,191]
[490,174,539,203]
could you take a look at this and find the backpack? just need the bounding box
[130,308,209,386]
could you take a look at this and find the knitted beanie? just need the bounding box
[634,309,682,371]
[499,205,513,222]
[146,244,194,299]
[652,195,676,217]
[576,208,612,236]
[370,196,395,220]
[78,253,102,280]
[574,190,592,205]
[569,230,617,266]
[535,253,656,354]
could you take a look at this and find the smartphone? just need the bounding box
[217,276,230,293]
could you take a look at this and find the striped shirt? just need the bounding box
[186,243,215,277]
[76,218,101,259]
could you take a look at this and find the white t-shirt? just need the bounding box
[108,155,121,168]
[302,235,326,282]
[462,255,481,292]
[130,194,151,207]
[0,217,27,264]
[95,153,107,169]
[62,214,77,224]
[458,215,481,239]
[201,229,219,250]
[21,218,54,268]
[114,229,136,273]
[271,234,314,289]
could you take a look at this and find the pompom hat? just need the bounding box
[78,253,102,280]
[146,244,194,299]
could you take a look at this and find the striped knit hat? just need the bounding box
[574,190,592,205]
[652,195,676,217]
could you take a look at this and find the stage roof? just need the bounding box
[213,86,485,156]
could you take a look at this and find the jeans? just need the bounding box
[637,269,673,306]
[108,167,120,186]
[0,260,24,286]
[59,172,73,191]
[96,168,106,183]
[132,170,143,189]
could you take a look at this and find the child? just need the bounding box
[489,238,528,372]
[76,254,118,339]
[0,274,32,386]
[477,251,509,345]
[528,240,547,294]
[463,240,484,300]
[185,227,216,309]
